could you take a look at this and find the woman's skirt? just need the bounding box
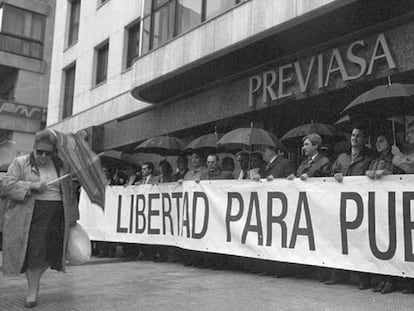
[21,200,64,272]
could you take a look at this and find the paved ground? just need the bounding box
[0,253,413,311]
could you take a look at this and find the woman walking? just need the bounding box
[2,130,79,308]
[366,133,402,293]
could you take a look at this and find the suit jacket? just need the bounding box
[200,168,233,180]
[234,169,248,180]
[296,153,332,177]
[332,147,374,176]
[264,156,294,178]
[139,175,160,185]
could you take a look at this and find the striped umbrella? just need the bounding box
[53,130,106,209]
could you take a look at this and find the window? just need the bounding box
[0,4,45,59]
[67,0,80,46]
[125,21,140,69]
[95,41,109,85]
[205,0,238,20]
[142,0,241,54]
[62,64,76,119]
[177,0,202,35]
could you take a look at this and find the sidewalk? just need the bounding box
[0,248,129,272]
[1,259,413,311]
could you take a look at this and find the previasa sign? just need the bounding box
[248,33,396,107]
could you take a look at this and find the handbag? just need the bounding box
[66,223,91,265]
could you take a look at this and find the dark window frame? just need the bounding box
[125,19,141,69]
[67,0,81,47]
[142,0,242,55]
[0,3,46,59]
[94,40,109,86]
[62,63,76,120]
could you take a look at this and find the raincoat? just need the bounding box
[1,154,79,276]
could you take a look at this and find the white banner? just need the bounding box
[79,175,414,277]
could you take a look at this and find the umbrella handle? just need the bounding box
[392,120,396,145]
[47,173,72,185]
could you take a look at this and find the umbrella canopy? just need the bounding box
[281,123,336,142]
[185,133,223,153]
[342,83,414,115]
[53,130,106,209]
[334,115,351,126]
[135,136,185,156]
[216,127,278,151]
[100,150,141,167]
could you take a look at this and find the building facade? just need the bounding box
[47,0,414,155]
[0,0,54,170]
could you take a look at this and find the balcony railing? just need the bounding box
[0,32,43,60]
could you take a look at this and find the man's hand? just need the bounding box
[391,145,400,155]
[287,174,295,180]
[374,170,384,179]
[266,175,274,181]
[334,173,343,182]
[300,173,308,181]
[365,170,375,179]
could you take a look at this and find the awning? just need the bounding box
[131,0,414,104]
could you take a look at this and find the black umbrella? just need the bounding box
[342,82,414,144]
[216,127,279,152]
[185,132,223,153]
[135,136,185,156]
[342,83,414,115]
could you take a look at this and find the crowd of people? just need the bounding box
[93,122,414,295]
[1,122,413,309]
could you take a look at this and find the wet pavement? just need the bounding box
[0,253,413,311]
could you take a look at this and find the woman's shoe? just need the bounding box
[24,298,38,308]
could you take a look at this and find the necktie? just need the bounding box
[242,170,247,179]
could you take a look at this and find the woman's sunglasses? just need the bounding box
[35,149,53,156]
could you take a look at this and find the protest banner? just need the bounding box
[79,175,414,277]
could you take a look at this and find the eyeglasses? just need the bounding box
[35,149,53,156]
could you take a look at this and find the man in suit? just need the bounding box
[287,133,331,280]
[263,146,294,179]
[140,162,159,184]
[201,154,233,180]
[184,152,207,181]
[326,125,374,289]
[289,133,331,180]
[235,151,250,179]
[136,161,159,260]
[172,155,189,181]
[255,146,294,276]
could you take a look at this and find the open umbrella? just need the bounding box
[216,127,280,151]
[135,136,185,156]
[342,83,414,116]
[53,130,106,209]
[100,150,141,167]
[342,82,414,144]
[185,132,223,153]
[281,123,336,143]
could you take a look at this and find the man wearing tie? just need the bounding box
[293,133,331,179]
[235,151,249,179]
[139,162,159,185]
[263,145,294,179]
[184,152,207,181]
